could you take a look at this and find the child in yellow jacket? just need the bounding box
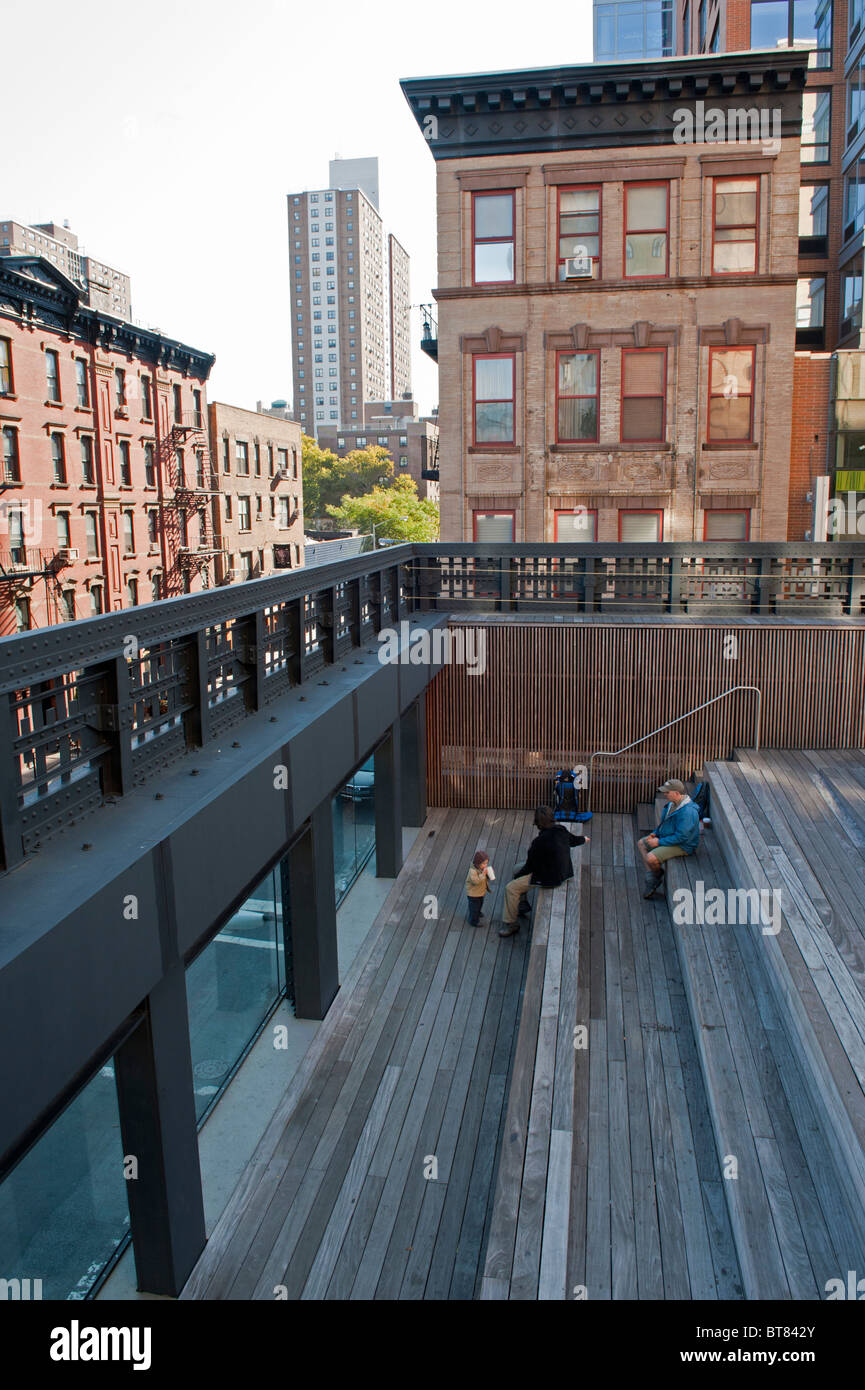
[466,850,494,926]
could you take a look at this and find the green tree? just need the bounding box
[326,474,439,543]
[301,437,394,520]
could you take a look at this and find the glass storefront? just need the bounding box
[332,755,376,903]
[186,866,286,1123]
[0,1063,129,1299]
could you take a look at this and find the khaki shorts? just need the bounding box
[653,843,689,863]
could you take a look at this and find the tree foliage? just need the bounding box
[326,474,440,543]
[301,435,394,519]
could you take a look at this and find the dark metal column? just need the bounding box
[399,694,427,828]
[113,960,206,1296]
[374,724,403,879]
[287,800,339,1019]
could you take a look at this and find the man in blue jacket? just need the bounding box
[638,778,701,898]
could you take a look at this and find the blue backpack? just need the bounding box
[553,768,593,823]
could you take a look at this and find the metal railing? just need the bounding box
[588,685,763,812]
[0,542,863,870]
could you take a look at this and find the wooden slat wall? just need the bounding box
[426,623,865,812]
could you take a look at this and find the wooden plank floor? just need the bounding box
[181,807,535,1301]
[568,813,743,1300]
[182,804,748,1301]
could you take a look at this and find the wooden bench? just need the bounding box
[661,786,865,1297]
[480,867,581,1300]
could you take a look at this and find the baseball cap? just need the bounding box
[658,778,686,793]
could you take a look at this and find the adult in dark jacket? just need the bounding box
[498,805,589,937]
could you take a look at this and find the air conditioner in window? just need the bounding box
[57,547,79,561]
[563,253,593,279]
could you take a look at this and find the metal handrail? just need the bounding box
[588,685,762,811]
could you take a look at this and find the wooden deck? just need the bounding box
[182,805,748,1301]
[181,807,535,1300]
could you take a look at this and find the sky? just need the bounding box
[3,0,594,417]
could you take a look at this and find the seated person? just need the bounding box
[638,778,701,898]
[499,805,589,937]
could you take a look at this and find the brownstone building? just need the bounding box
[0,256,214,633]
[208,402,304,583]
[402,51,807,543]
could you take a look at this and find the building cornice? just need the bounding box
[0,257,215,379]
[400,50,808,160]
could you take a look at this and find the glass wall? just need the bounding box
[186,866,285,1122]
[332,755,376,903]
[0,1063,129,1299]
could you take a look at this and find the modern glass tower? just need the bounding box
[594,0,675,60]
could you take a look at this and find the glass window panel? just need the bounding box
[796,275,826,325]
[560,189,599,214]
[622,397,664,440]
[559,352,597,395]
[475,241,514,282]
[801,90,830,160]
[556,511,596,541]
[626,185,667,230]
[793,0,818,40]
[714,182,758,224]
[332,756,375,903]
[0,1063,129,1298]
[186,868,283,1123]
[475,512,515,541]
[750,0,789,45]
[625,231,668,275]
[474,194,513,238]
[799,183,828,235]
[476,356,513,400]
[705,510,749,539]
[560,234,599,260]
[708,396,752,438]
[710,349,753,393]
[620,511,661,542]
[475,402,514,441]
[624,351,665,394]
[558,398,598,440]
[714,236,758,272]
[474,241,514,283]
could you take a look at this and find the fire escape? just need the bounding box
[0,485,73,629]
[158,411,222,593]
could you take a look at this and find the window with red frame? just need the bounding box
[619,509,663,542]
[707,347,755,442]
[624,183,669,277]
[473,510,515,541]
[557,188,600,278]
[472,191,515,284]
[621,349,666,442]
[555,508,597,541]
[556,351,599,442]
[712,177,759,273]
[703,509,750,540]
[473,354,515,443]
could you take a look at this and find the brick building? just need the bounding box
[402,51,807,543]
[317,397,440,502]
[1,219,132,320]
[287,158,412,437]
[208,402,304,583]
[673,0,862,536]
[0,256,214,632]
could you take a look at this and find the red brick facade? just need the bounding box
[0,259,214,633]
[789,352,832,538]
